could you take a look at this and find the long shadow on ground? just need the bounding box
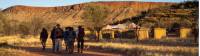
[0,43,121,56]
[0,42,197,56]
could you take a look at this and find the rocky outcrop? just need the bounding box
[2,1,175,26]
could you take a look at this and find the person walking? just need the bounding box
[54,24,63,52]
[63,27,70,53]
[50,26,56,52]
[77,26,85,53]
[67,27,76,54]
[40,28,48,50]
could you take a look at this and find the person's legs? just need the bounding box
[67,40,71,53]
[64,39,69,53]
[42,42,46,50]
[43,39,47,50]
[68,41,71,53]
[57,39,62,52]
[55,39,59,52]
[77,40,81,53]
[52,39,55,52]
[59,39,63,52]
[66,45,69,53]
[41,41,45,50]
[68,41,75,54]
[71,41,74,53]
[41,39,46,50]
[80,40,84,53]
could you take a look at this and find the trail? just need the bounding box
[16,46,121,56]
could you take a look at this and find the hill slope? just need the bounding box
[112,1,198,28]
[137,1,198,28]
[2,1,174,26]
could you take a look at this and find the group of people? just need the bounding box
[40,24,85,54]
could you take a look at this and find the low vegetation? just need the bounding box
[0,48,35,56]
[114,1,198,29]
[0,36,197,56]
[0,36,41,56]
[0,1,198,56]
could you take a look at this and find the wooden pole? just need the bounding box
[111,31,115,39]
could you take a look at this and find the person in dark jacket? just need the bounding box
[50,26,56,52]
[77,26,85,53]
[66,27,76,54]
[63,27,70,53]
[54,24,64,52]
[40,28,48,50]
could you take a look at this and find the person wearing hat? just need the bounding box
[54,24,63,52]
[77,26,85,53]
[40,28,48,50]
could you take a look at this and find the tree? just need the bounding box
[81,5,111,41]
[30,17,44,35]
[0,12,14,35]
[18,22,30,36]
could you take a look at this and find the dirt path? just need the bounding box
[16,46,121,56]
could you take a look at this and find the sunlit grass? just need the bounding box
[0,47,41,56]
[0,36,198,56]
[85,42,198,53]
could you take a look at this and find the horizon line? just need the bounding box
[1,1,182,10]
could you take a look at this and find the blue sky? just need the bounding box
[0,0,186,9]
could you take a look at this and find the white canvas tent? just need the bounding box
[128,23,140,29]
[103,23,139,30]
[103,24,127,30]
[102,25,113,30]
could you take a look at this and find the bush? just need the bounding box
[0,12,55,36]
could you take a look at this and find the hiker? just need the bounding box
[63,27,70,53]
[40,28,48,50]
[54,24,64,52]
[66,27,76,54]
[77,26,85,53]
[50,26,56,52]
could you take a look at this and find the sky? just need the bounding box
[0,0,187,9]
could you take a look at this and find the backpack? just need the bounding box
[68,31,76,41]
[55,28,63,38]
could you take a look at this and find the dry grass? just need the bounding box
[0,36,40,44]
[0,36,198,56]
[85,42,198,55]
[0,48,42,56]
[0,36,42,56]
